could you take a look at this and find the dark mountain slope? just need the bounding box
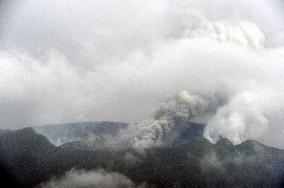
[0,128,59,187]
[1,128,284,188]
[0,129,11,135]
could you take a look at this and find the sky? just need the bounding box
[1,0,284,148]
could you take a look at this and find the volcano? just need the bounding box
[1,122,284,188]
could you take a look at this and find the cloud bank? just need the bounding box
[1,0,284,148]
[38,169,139,188]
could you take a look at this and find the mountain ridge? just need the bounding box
[1,126,284,187]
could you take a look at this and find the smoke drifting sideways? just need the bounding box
[1,0,284,148]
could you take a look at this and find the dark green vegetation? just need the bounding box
[1,126,284,188]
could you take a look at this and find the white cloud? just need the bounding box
[39,169,137,188]
[1,0,284,148]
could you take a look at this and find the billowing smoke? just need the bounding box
[204,91,270,144]
[130,91,208,149]
[1,0,284,148]
[38,169,141,188]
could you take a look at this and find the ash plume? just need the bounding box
[1,0,284,148]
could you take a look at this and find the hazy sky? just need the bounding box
[1,0,284,148]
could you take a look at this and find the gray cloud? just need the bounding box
[1,0,284,148]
